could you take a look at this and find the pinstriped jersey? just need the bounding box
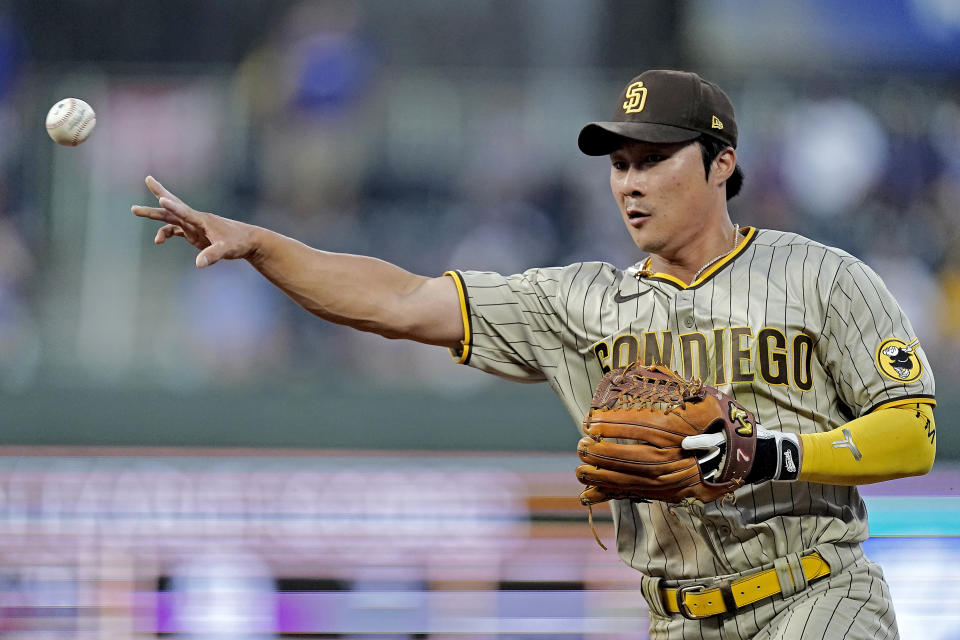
[447,226,935,580]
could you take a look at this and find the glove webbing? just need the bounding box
[623,379,701,412]
[600,369,703,413]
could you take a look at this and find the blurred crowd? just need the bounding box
[0,0,959,395]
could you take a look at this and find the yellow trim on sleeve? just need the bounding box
[443,270,471,365]
[869,397,936,412]
[797,404,935,485]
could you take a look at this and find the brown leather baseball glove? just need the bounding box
[576,362,758,517]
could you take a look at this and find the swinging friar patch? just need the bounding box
[875,337,922,383]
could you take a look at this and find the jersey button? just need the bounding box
[683,317,694,328]
[718,525,731,537]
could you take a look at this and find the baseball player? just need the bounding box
[132,69,935,639]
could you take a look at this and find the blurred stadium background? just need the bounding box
[0,0,959,637]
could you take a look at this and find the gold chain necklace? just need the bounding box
[691,224,740,282]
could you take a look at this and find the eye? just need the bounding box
[644,154,666,164]
[611,160,628,171]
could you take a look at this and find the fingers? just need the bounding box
[154,224,184,244]
[131,205,183,227]
[131,204,200,238]
[698,449,723,481]
[681,433,725,451]
[137,177,236,267]
[157,196,205,228]
[132,201,202,236]
[682,433,726,481]
[145,175,183,205]
[141,176,205,229]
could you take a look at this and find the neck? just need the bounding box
[647,222,741,284]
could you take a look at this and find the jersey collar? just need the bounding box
[636,226,757,290]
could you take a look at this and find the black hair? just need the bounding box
[696,135,744,200]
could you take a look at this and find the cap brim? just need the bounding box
[577,122,700,156]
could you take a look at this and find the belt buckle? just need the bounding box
[675,584,709,620]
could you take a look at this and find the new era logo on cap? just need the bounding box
[578,69,738,155]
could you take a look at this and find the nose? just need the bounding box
[613,165,645,197]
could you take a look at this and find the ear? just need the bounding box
[711,147,737,187]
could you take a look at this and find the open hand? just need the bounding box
[131,176,256,268]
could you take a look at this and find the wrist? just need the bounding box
[745,430,802,483]
[245,224,269,266]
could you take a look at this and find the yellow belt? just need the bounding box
[661,552,831,619]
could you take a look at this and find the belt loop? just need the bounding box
[774,552,808,599]
[641,573,670,618]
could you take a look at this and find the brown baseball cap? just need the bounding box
[578,69,737,155]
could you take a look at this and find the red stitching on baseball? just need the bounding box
[46,98,77,130]
[72,114,95,145]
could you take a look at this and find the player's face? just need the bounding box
[609,139,718,257]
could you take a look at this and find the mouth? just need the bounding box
[626,208,651,228]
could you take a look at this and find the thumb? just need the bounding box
[682,432,725,451]
[196,242,225,268]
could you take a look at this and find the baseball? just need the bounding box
[45,97,96,146]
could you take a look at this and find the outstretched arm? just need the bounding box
[131,176,464,349]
